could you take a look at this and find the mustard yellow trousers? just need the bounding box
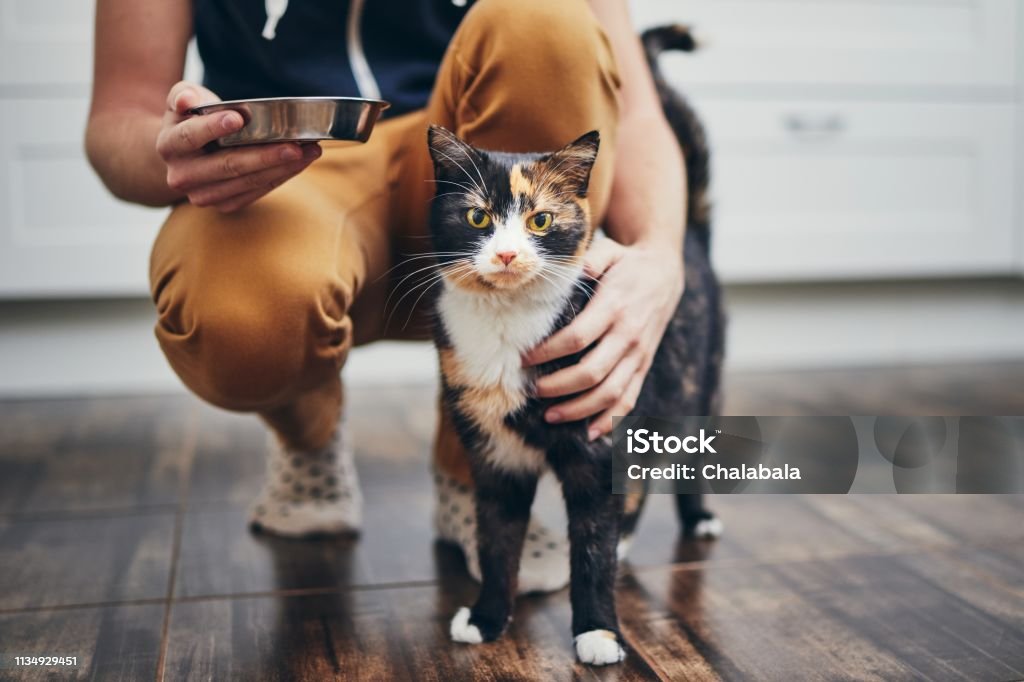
[150,0,621,483]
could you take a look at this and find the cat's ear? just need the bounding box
[427,125,480,179]
[545,130,600,197]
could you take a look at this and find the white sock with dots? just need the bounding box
[249,414,362,536]
[434,470,570,594]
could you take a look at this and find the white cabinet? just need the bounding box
[633,0,1018,89]
[700,100,1016,281]
[632,0,1021,281]
[0,0,95,85]
[0,99,167,297]
[0,1,1020,298]
[0,0,203,298]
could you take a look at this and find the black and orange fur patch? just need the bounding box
[426,25,724,652]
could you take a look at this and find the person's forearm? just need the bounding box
[86,108,182,207]
[589,0,686,253]
[605,114,686,253]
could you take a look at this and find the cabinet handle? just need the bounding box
[784,113,845,136]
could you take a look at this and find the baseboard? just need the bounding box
[2,278,1023,398]
[722,278,1024,370]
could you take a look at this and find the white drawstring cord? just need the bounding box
[346,0,382,99]
[262,0,289,40]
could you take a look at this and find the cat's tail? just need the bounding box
[642,23,700,56]
[641,25,712,251]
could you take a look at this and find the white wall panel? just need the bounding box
[695,100,1017,280]
[0,99,167,297]
[0,0,94,85]
[634,0,1017,90]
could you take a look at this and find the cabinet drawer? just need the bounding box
[693,100,1016,281]
[0,99,167,298]
[633,0,1017,89]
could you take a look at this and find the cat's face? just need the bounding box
[427,126,599,292]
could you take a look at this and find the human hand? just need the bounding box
[156,81,322,212]
[522,238,685,441]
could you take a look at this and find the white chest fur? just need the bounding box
[438,273,579,472]
[438,275,576,394]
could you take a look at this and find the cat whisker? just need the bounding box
[547,270,594,297]
[383,258,472,315]
[457,147,488,197]
[435,127,488,192]
[385,260,474,328]
[539,265,597,302]
[537,152,584,188]
[544,190,583,201]
[399,251,476,257]
[381,263,451,310]
[425,178,480,198]
[429,191,474,204]
[532,269,583,324]
[373,251,476,283]
[544,265,594,291]
[431,147,487,198]
[382,257,476,302]
[395,262,479,331]
[541,256,586,266]
[385,271,448,331]
[402,270,460,331]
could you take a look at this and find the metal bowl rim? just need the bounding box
[191,96,390,115]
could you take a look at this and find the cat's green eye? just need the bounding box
[466,208,491,229]
[529,212,553,233]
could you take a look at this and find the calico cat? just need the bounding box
[425,25,724,666]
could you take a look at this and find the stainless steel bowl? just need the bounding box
[189,97,390,147]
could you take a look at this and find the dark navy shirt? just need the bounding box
[194,0,471,117]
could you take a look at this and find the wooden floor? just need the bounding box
[1,363,1023,681]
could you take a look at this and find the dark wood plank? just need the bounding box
[897,546,1024,637]
[179,388,468,595]
[620,547,1024,681]
[0,603,164,681]
[4,364,1024,681]
[762,552,1024,680]
[174,507,372,598]
[0,396,192,516]
[163,587,659,681]
[186,386,435,511]
[184,403,267,508]
[175,481,479,597]
[618,565,918,681]
[805,494,1024,552]
[0,514,174,610]
[165,542,1024,682]
[722,362,1024,417]
[625,495,879,569]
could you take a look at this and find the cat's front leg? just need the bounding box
[450,464,538,644]
[554,451,626,665]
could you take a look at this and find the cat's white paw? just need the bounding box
[693,516,724,539]
[574,630,625,666]
[450,607,483,644]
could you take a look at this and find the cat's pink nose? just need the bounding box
[496,251,517,266]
